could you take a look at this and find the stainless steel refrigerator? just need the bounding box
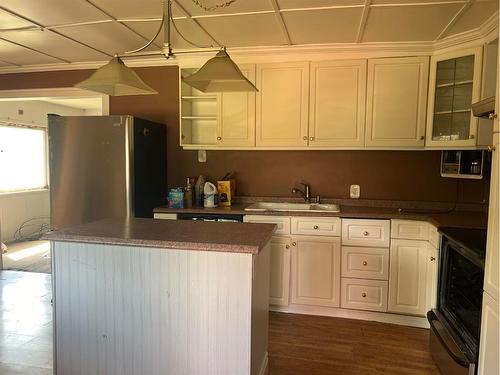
[48,115,167,230]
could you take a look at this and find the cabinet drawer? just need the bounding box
[291,217,341,237]
[429,224,440,249]
[244,215,291,235]
[153,213,177,220]
[341,246,389,280]
[391,220,429,241]
[341,219,390,247]
[341,278,388,312]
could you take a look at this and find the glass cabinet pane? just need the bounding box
[436,59,456,86]
[454,55,474,82]
[435,86,453,113]
[433,113,452,140]
[452,83,473,111]
[450,111,471,140]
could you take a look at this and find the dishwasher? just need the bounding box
[176,213,244,222]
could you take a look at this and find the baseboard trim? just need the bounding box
[257,352,269,375]
[270,304,429,328]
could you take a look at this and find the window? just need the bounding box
[0,125,47,192]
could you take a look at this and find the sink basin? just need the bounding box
[244,202,340,213]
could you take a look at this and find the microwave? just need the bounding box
[441,150,485,179]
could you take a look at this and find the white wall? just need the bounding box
[0,101,85,244]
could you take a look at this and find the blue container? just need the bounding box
[168,188,185,208]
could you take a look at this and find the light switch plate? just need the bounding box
[350,184,360,199]
[198,150,206,163]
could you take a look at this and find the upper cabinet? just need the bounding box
[309,60,366,148]
[365,57,429,148]
[180,65,256,148]
[256,62,309,147]
[426,47,483,148]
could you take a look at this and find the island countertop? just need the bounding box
[43,217,276,254]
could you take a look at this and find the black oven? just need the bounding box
[428,227,487,375]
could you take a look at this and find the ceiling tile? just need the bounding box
[278,0,364,9]
[0,60,16,67]
[362,3,463,42]
[283,8,363,44]
[124,19,217,50]
[196,13,286,47]
[0,30,109,62]
[53,23,158,56]
[174,0,273,17]
[0,0,109,26]
[86,0,164,19]
[0,39,62,65]
[0,9,36,29]
[447,0,498,36]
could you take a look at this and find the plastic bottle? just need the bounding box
[184,177,193,208]
[203,182,218,208]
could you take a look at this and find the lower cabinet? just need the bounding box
[341,278,388,312]
[388,239,429,316]
[478,292,500,375]
[425,246,439,312]
[269,236,292,306]
[290,236,341,308]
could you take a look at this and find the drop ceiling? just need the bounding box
[0,0,497,69]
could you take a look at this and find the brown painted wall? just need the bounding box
[0,66,489,204]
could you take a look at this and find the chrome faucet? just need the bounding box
[292,183,311,203]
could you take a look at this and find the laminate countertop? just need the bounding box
[43,217,276,254]
[154,204,488,229]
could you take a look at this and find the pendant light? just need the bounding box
[182,48,258,92]
[74,56,157,96]
[74,0,256,96]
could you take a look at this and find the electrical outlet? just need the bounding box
[198,150,206,163]
[350,184,360,199]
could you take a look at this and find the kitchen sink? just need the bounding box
[244,202,340,213]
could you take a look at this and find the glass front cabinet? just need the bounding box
[426,46,484,148]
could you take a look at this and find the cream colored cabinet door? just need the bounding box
[309,60,366,147]
[366,57,429,147]
[484,133,499,301]
[388,239,428,316]
[478,292,500,375]
[217,64,256,147]
[425,246,439,312]
[269,236,292,306]
[290,235,341,307]
[256,62,309,147]
[426,46,483,148]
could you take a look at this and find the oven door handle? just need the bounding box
[427,311,470,367]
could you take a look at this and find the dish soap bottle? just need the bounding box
[194,175,205,207]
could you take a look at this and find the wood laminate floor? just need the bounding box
[0,270,440,374]
[268,311,440,375]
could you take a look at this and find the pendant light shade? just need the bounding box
[183,49,258,93]
[74,57,157,96]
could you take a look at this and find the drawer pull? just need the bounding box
[363,231,369,236]
[362,293,367,298]
[292,242,297,247]
[362,261,368,266]
[313,225,319,230]
[430,256,436,261]
[285,244,290,249]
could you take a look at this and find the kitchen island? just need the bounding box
[44,218,276,375]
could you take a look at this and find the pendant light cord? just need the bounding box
[169,2,216,48]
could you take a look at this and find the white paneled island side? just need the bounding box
[44,218,276,375]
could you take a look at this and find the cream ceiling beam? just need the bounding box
[0,37,71,63]
[269,0,292,45]
[84,0,162,49]
[172,0,221,47]
[437,0,475,40]
[356,0,372,43]
[0,5,113,59]
[0,58,20,67]
[371,1,467,6]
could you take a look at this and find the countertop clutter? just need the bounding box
[154,199,488,229]
[43,217,276,254]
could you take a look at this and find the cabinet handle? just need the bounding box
[362,293,367,298]
[469,134,475,139]
[285,244,290,249]
[309,137,314,141]
[303,136,308,140]
[420,136,424,140]
[363,231,369,236]
[363,261,368,266]
[292,242,297,247]
[430,256,436,261]
[217,136,222,141]
[489,113,498,120]
[313,225,319,230]
[488,146,496,152]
